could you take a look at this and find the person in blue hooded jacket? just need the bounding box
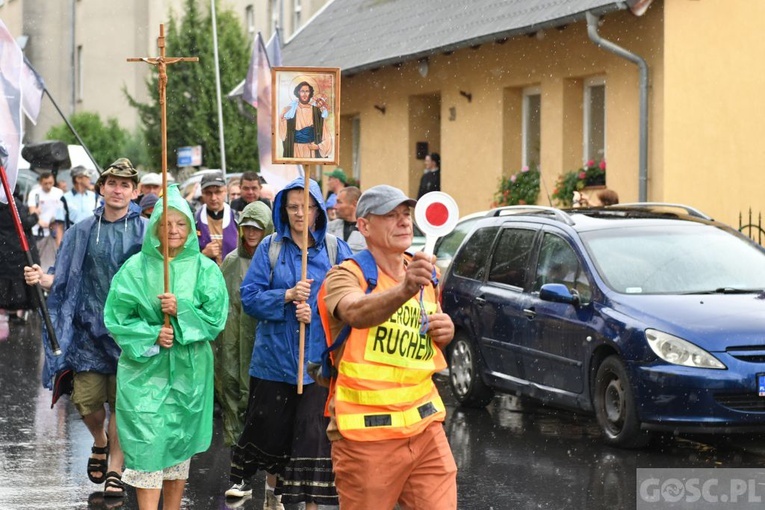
[24,158,147,497]
[227,177,350,509]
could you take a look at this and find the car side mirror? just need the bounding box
[539,283,581,307]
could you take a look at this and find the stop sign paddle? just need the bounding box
[414,192,459,255]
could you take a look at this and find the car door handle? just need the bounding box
[475,296,486,307]
[523,308,537,319]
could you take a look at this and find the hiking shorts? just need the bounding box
[71,371,116,417]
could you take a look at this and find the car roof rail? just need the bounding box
[486,205,575,226]
[611,202,712,220]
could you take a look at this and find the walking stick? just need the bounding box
[0,164,61,355]
[297,168,312,394]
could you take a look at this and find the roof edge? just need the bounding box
[338,3,629,76]
[284,0,337,45]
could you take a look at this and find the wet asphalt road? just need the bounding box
[3,316,765,510]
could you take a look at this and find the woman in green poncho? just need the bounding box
[104,185,228,509]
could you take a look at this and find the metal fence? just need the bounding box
[739,209,765,245]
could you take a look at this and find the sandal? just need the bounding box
[104,471,126,498]
[88,491,125,509]
[87,440,109,484]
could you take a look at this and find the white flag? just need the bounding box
[241,32,264,108]
[243,32,300,192]
[0,19,24,204]
[21,56,44,124]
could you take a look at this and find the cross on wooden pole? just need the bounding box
[128,24,198,327]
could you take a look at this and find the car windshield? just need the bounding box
[581,224,765,295]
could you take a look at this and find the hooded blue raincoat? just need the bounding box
[41,201,147,389]
[241,177,351,385]
[104,185,228,472]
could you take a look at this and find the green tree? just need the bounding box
[45,111,132,169]
[126,0,258,172]
[122,127,150,169]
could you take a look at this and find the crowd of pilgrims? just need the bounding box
[2,162,352,508]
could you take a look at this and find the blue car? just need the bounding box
[440,204,765,447]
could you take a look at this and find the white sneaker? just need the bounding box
[225,494,252,508]
[225,481,253,498]
[263,487,285,510]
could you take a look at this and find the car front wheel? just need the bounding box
[593,355,649,448]
[449,334,494,408]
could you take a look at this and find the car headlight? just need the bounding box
[645,329,726,369]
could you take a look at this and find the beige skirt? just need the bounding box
[121,459,191,489]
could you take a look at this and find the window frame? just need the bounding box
[76,44,84,102]
[487,226,538,289]
[351,115,361,181]
[522,86,541,169]
[245,4,255,34]
[583,76,606,164]
[451,225,500,281]
[532,230,592,302]
[293,0,302,30]
[270,0,280,33]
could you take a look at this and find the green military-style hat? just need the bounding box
[95,157,139,195]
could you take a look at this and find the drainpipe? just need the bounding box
[586,11,649,202]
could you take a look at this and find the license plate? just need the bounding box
[759,374,765,397]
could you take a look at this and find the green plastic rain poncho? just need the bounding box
[218,200,273,446]
[104,185,228,472]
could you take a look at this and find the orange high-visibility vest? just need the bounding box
[324,259,447,442]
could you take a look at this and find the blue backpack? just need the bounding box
[316,249,379,380]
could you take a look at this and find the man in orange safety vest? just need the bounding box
[318,184,457,509]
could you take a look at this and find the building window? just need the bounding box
[245,5,255,34]
[76,45,84,102]
[522,86,541,168]
[583,77,606,163]
[293,0,302,30]
[352,116,361,181]
[270,0,279,32]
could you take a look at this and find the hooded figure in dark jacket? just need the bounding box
[0,191,39,313]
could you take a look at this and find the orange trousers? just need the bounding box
[331,421,457,509]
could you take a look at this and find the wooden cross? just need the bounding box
[128,24,198,326]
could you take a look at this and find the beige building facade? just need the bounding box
[335,7,657,216]
[312,0,762,228]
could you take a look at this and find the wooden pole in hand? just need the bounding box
[128,24,198,326]
[297,168,312,394]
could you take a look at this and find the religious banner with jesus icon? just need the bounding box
[272,67,340,165]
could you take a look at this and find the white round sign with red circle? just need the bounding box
[414,191,459,254]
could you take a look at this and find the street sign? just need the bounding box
[177,145,202,167]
